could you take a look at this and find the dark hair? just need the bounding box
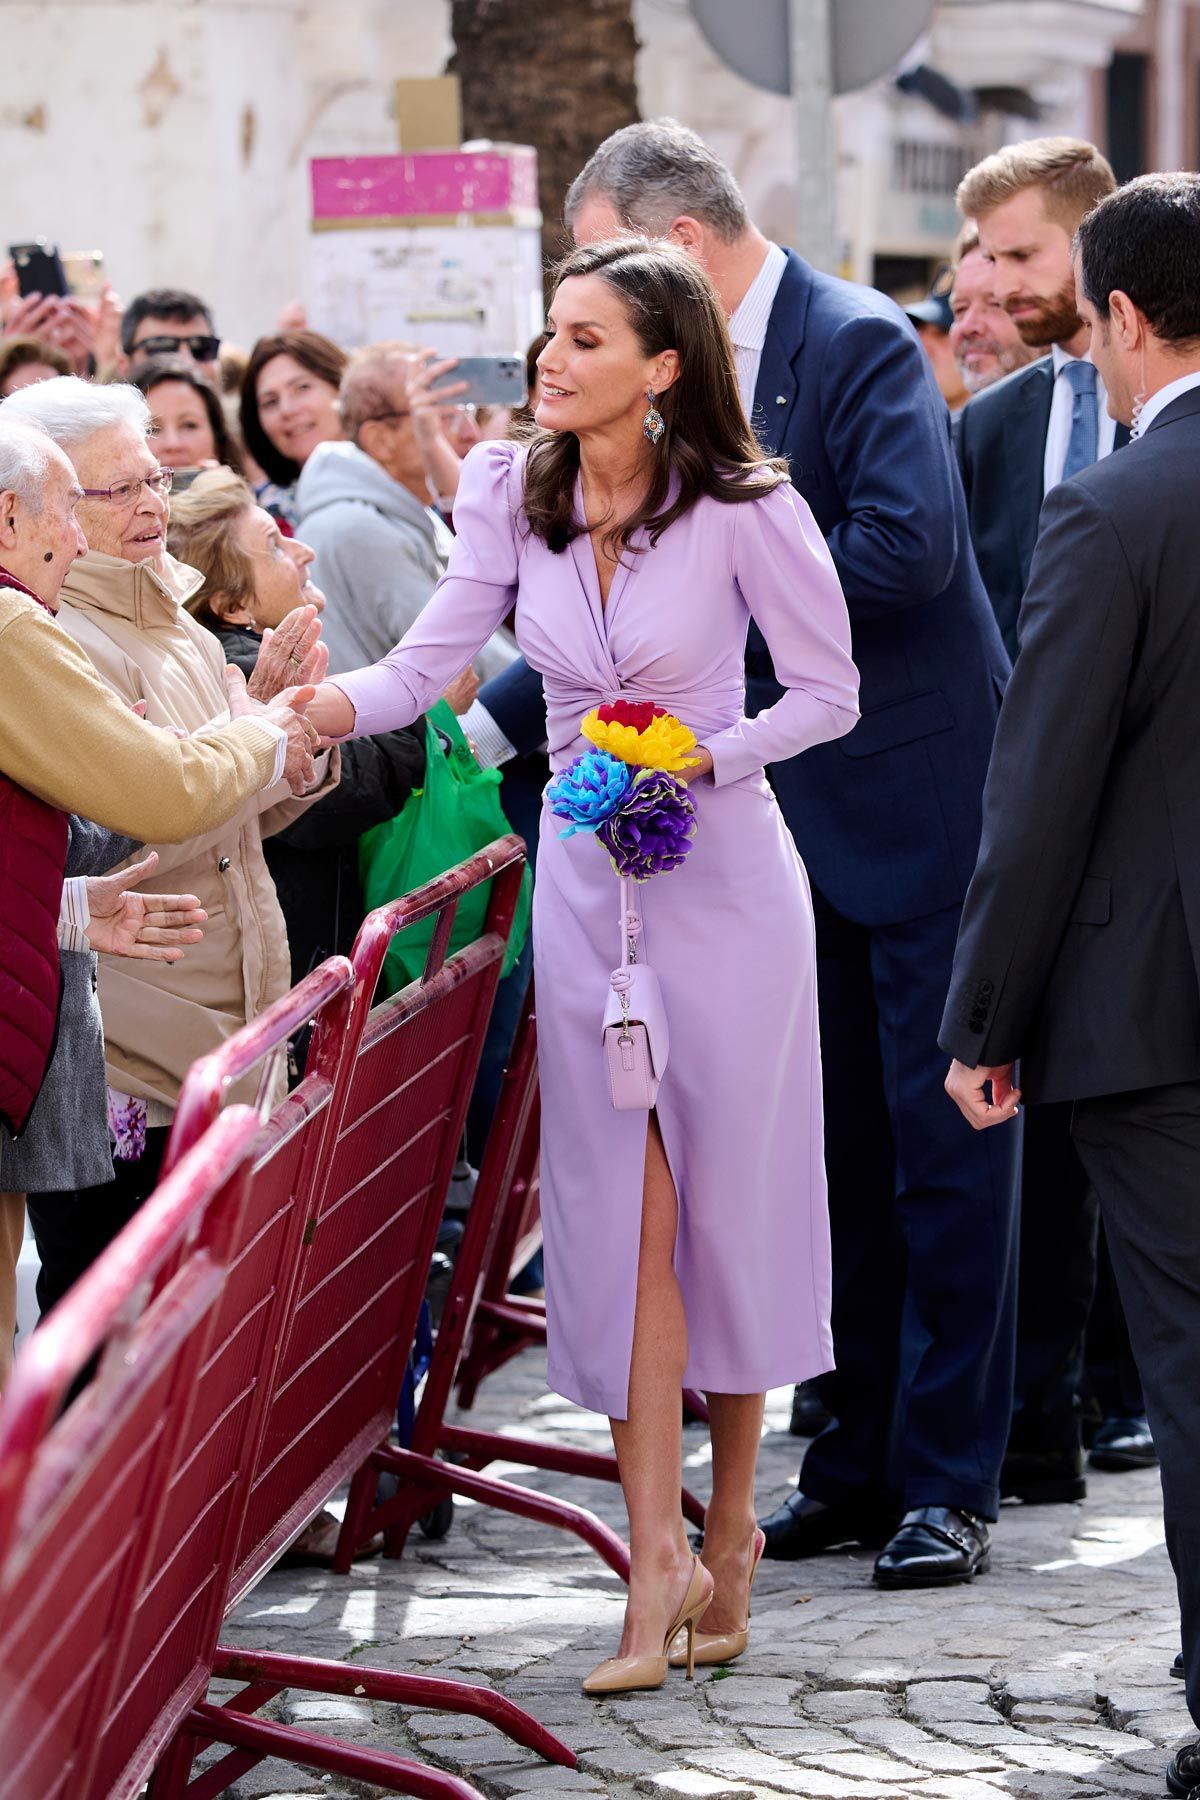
[522,237,786,559]
[1077,172,1200,347]
[120,288,214,354]
[0,336,71,396]
[132,357,245,475]
[239,330,348,487]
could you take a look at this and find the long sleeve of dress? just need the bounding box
[704,482,860,787]
[330,441,520,739]
[0,597,279,841]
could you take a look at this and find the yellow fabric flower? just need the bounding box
[581,706,701,772]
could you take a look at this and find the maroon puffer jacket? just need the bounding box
[0,567,70,1138]
[0,776,68,1137]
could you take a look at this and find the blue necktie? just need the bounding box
[1061,359,1099,482]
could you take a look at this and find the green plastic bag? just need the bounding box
[358,698,532,998]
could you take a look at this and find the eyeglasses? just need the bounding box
[80,468,174,506]
[134,334,221,362]
[359,410,412,425]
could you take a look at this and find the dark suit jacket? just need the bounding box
[747,250,1011,927]
[955,356,1132,660]
[954,357,1054,660]
[941,388,1200,1104]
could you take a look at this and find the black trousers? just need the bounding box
[798,885,1021,1521]
[27,1128,171,1319]
[1072,1082,1200,1732]
[1010,1102,1143,1453]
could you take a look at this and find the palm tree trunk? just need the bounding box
[448,0,640,272]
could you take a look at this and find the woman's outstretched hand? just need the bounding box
[307,679,357,745]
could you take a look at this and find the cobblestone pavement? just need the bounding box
[216,1351,1192,1800]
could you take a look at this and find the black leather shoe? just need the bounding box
[1172,1650,1185,1679]
[788,1381,833,1438]
[874,1506,990,1588]
[1088,1414,1157,1471]
[1165,1737,1200,1796]
[758,1489,896,1561]
[1000,1445,1086,1504]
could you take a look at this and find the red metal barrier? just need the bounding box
[0,842,574,1799]
[333,986,706,1584]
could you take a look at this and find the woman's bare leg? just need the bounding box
[609,1115,712,1657]
[699,1391,767,1633]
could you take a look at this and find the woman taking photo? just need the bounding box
[308,239,859,1693]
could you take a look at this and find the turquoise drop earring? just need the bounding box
[643,388,665,445]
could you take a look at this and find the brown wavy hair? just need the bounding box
[239,329,347,487]
[521,237,786,558]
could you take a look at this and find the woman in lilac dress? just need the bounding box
[310,239,859,1692]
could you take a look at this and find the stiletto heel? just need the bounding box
[582,1556,711,1695]
[670,1525,766,1669]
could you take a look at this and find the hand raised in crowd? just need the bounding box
[249,603,328,702]
[944,1059,1021,1130]
[225,664,320,796]
[442,664,480,715]
[84,852,207,962]
[408,353,470,449]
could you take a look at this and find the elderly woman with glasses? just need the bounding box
[1,375,338,1319]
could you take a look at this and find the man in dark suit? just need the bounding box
[943,172,1200,1789]
[955,138,1151,1504]
[568,120,1019,1588]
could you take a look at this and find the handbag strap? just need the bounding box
[611,877,641,1005]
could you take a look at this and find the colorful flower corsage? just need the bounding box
[548,700,701,880]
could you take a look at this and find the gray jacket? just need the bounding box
[295,440,517,680]
[0,818,137,1193]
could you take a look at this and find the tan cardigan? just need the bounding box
[53,550,339,1110]
[0,583,278,837]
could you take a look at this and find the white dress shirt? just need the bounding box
[728,241,788,416]
[1043,343,1118,495]
[1130,368,1200,439]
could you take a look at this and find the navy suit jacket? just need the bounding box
[746,250,1011,928]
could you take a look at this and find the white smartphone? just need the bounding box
[431,355,527,409]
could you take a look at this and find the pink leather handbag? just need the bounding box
[602,878,669,1111]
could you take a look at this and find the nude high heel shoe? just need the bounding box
[669,1526,766,1669]
[582,1556,711,1695]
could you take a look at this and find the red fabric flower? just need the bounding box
[596,700,667,732]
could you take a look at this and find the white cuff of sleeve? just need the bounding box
[460,699,517,770]
[57,875,91,953]
[260,719,288,785]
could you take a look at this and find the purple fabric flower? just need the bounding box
[548,749,632,837]
[107,1088,148,1163]
[597,768,697,881]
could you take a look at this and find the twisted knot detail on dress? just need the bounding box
[1061,359,1099,483]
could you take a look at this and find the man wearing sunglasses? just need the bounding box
[117,288,221,384]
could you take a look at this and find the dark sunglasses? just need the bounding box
[134,333,221,362]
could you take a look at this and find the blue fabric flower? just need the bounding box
[597,768,697,880]
[548,750,632,837]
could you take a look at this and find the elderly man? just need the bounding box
[949,222,1038,398]
[2,377,335,1317]
[295,341,515,684]
[0,414,318,1372]
[568,119,1017,1590]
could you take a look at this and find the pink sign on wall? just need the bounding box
[311,149,538,221]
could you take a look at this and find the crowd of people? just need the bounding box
[2,113,1199,1790]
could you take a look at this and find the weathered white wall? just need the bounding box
[0,0,1147,348]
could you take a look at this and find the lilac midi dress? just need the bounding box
[333,440,860,1419]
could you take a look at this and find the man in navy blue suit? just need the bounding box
[569,121,1019,1587]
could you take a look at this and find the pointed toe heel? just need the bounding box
[670,1526,766,1670]
[583,1556,711,1696]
